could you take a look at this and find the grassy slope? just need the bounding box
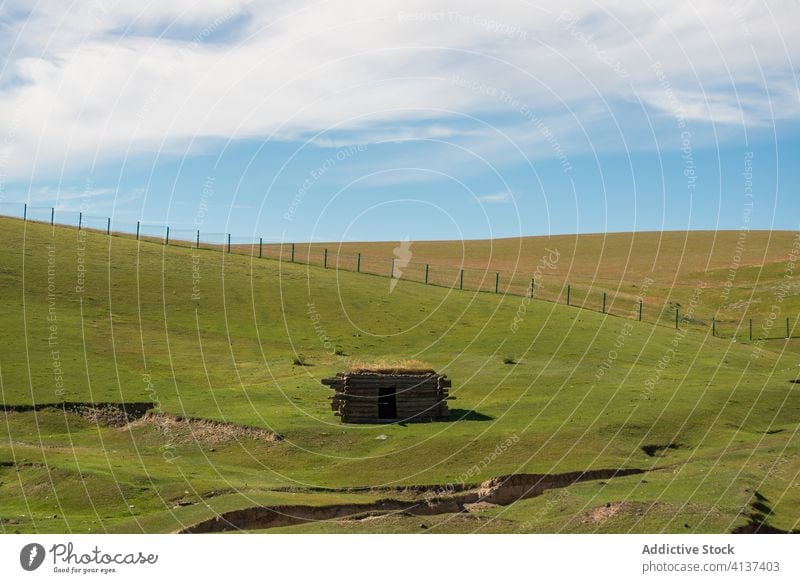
[1,217,799,533]
[286,230,800,330]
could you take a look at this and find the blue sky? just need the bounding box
[1,1,798,242]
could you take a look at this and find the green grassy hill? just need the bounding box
[283,230,800,331]
[1,217,798,533]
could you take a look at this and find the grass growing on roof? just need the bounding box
[344,359,436,374]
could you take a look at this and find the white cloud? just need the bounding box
[478,191,513,204]
[4,185,142,205]
[0,0,798,181]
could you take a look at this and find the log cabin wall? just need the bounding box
[322,373,451,423]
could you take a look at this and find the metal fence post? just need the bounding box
[106,217,111,235]
[324,248,328,269]
[357,253,361,272]
[787,317,791,339]
[291,243,295,263]
[425,263,429,285]
[78,212,82,230]
[459,269,464,290]
[259,237,263,258]
[51,208,54,226]
[749,319,753,342]
[165,226,169,245]
[136,221,140,240]
[675,307,679,329]
[639,300,643,321]
[23,203,27,222]
[566,284,570,306]
[602,292,606,314]
[712,318,716,337]
[495,273,499,294]
[196,230,200,249]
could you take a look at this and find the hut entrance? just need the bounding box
[322,370,451,424]
[377,386,397,419]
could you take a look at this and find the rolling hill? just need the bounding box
[277,230,800,333]
[1,216,798,533]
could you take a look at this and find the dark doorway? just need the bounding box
[377,387,397,419]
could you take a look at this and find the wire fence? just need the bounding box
[3,202,798,343]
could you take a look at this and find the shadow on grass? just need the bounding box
[641,443,681,457]
[393,409,493,426]
[447,408,493,421]
[732,490,800,534]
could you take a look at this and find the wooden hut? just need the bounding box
[321,370,451,423]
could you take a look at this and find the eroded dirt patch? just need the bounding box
[1,402,154,426]
[585,502,631,524]
[476,468,645,505]
[584,502,624,524]
[1,402,282,443]
[463,501,499,513]
[126,412,283,444]
[179,467,647,533]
